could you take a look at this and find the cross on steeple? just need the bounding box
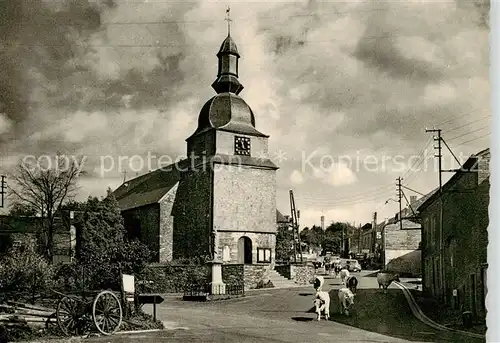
[225,6,232,35]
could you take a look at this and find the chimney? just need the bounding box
[410,196,417,205]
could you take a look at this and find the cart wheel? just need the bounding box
[92,290,122,335]
[56,296,80,336]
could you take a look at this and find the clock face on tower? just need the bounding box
[234,136,251,156]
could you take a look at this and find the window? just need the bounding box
[257,248,271,263]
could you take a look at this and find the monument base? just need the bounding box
[209,282,226,295]
[207,259,226,295]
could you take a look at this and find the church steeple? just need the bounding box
[211,7,244,95]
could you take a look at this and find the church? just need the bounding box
[113,28,281,268]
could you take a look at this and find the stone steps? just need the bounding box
[267,269,297,288]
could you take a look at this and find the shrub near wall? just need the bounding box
[222,264,244,285]
[140,262,211,293]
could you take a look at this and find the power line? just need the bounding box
[402,137,433,180]
[455,133,490,147]
[447,125,489,141]
[433,107,487,127]
[300,183,394,203]
[446,115,490,133]
[300,187,396,207]
[402,149,434,185]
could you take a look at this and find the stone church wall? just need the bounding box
[213,164,276,234]
[215,131,269,159]
[172,167,212,260]
[158,184,178,262]
[217,231,276,266]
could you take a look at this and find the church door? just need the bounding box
[238,236,252,264]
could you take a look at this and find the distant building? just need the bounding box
[381,192,435,276]
[418,148,489,321]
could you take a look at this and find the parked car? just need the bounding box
[345,259,362,272]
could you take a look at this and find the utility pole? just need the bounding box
[426,127,444,300]
[0,175,6,208]
[397,177,403,231]
[289,190,302,263]
[121,169,128,183]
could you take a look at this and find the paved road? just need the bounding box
[133,270,432,343]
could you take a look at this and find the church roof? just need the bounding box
[187,92,268,140]
[113,155,278,211]
[218,34,239,57]
[114,166,180,211]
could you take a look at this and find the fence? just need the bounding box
[182,282,245,301]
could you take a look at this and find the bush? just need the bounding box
[0,235,55,301]
[138,261,210,293]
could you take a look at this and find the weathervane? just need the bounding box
[225,6,232,35]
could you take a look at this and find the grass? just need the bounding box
[327,288,485,343]
[409,290,487,336]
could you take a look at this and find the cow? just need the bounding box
[338,287,355,316]
[377,272,400,293]
[345,275,358,294]
[313,276,325,292]
[339,268,350,285]
[333,264,342,278]
[313,291,330,321]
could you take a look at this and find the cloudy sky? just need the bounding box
[0,0,491,228]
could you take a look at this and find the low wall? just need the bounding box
[291,263,315,285]
[243,264,271,289]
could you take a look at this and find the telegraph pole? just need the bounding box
[397,177,403,230]
[0,175,6,208]
[426,127,444,299]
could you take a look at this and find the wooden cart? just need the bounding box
[52,289,123,336]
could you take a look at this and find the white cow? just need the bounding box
[313,291,330,321]
[339,268,350,284]
[338,287,355,316]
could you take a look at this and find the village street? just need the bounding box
[110,271,482,343]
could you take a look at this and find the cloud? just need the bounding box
[313,163,358,187]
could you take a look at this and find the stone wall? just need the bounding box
[291,264,315,285]
[421,167,489,320]
[222,264,244,285]
[213,164,276,235]
[158,184,178,262]
[243,264,272,289]
[385,226,421,251]
[172,166,212,260]
[217,231,276,266]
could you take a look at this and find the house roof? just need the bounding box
[417,148,490,213]
[276,210,288,223]
[384,219,421,231]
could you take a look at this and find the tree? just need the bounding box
[275,225,294,262]
[65,191,151,291]
[7,153,85,260]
